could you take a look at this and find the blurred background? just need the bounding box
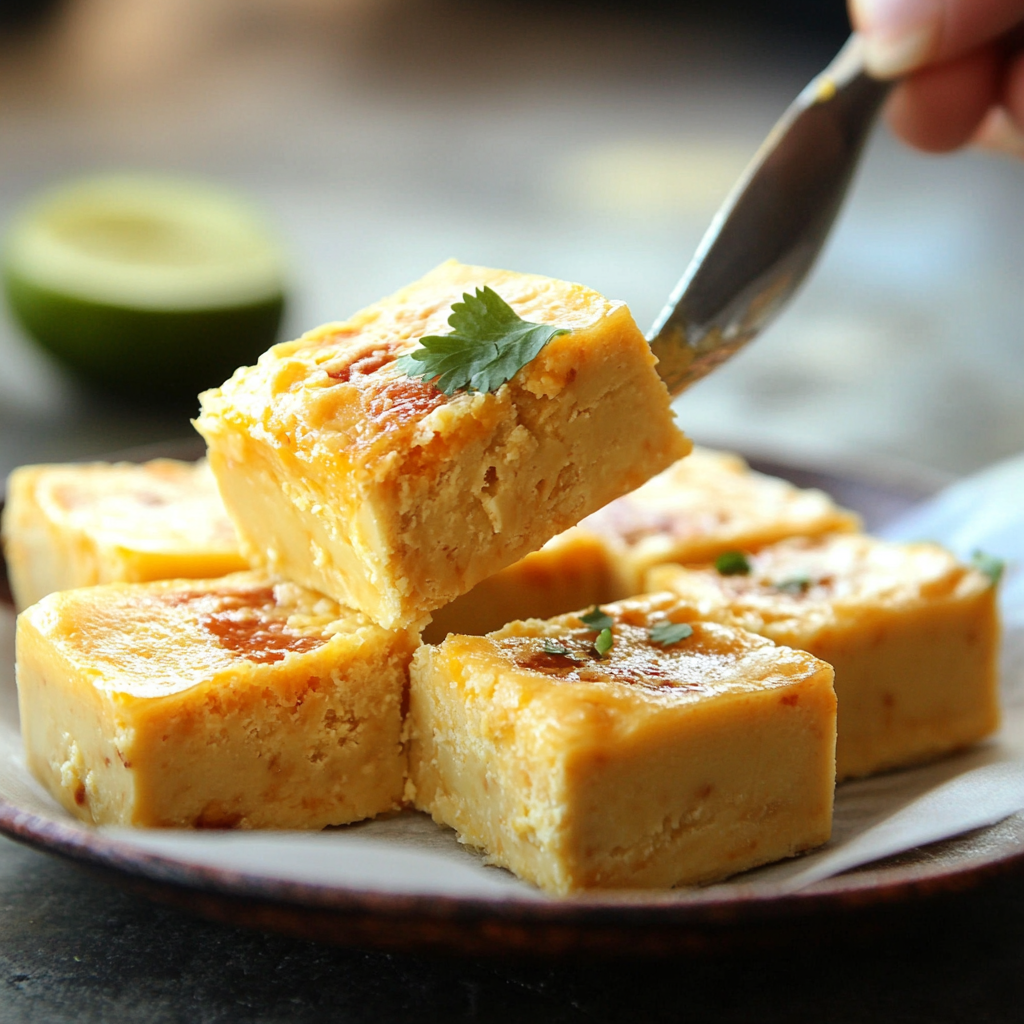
[0,0,1021,487]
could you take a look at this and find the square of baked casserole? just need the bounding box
[16,572,417,828]
[195,260,689,629]
[408,594,836,893]
[2,459,246,611]
[582,447,861,596]
[648,533,1000,780]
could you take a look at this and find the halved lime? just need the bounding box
[2,176,287,403]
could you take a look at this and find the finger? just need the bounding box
[885,44,1003,150]
[850,0,1024,78]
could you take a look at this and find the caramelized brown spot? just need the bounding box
[518,650,586,674]
[312,326,361,348]
[74,783,86,806]
[327,345,397,382]
[175,586,326,664]
[201,612,323,665]
[882,693,895,709]
[780,693,799,707]
[365,377,446,433]
[507,623,709,691]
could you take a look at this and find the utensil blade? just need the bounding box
[650,36,892,396]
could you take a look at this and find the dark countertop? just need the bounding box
[4,831,1024,1022]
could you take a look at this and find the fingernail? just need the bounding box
[972,108,1024,159]
[851,0,940,78]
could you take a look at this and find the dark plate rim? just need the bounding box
[4,787,1024,924]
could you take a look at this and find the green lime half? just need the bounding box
[2,175,287,403]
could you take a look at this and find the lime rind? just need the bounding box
[3,176,287,311]
[2,175,289,402]
[4,269,285,401]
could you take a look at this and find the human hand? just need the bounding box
[849,0,1024,154]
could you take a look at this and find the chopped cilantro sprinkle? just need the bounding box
[775,575,812,595]
[648,621,694,646]
[715,550,752,576]
[971,549,1005,586]
[580,605,614,631]
[594,627,614,658]
[542,638,575,658]
[395,286,569,396]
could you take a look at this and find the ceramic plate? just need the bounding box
[2,443,1021,956]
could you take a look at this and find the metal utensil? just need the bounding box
[650,35,893,396]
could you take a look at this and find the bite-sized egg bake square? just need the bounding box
[408,594,836,894]
[195,259,689,629]
[2,459,247,611]
[16,572,418,828]
[647,533,1000,781]
[581,447,861,596]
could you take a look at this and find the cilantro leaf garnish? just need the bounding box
[594,627,614,658]
[715,550,752,576]
[542,638,579,659]
[648,621,693,646]
[395,286,569,396]
[971,549,1005,586]
[775,575,812,596]
[580,605,614,631]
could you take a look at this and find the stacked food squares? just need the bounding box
[409,594,837,893]
[194,259,690,630]
[648,534,1000,780]
[11,260,694,843]
[426,446,861,641]
[7,254,1000,893]
[2,459,247,611]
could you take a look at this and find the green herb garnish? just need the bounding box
[971,550,1005,586]
[580,605,614,631]
[594,627,614,658]
[542,638,578,659]
[395,286,569,396]
[775,575,812,595]
[648,621,693,646]
[715,550,752,576]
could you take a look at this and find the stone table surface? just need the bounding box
[1,1,1023,1019]
[4,831,1024,1023]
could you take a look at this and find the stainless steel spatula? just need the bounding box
[650,35,893,396]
